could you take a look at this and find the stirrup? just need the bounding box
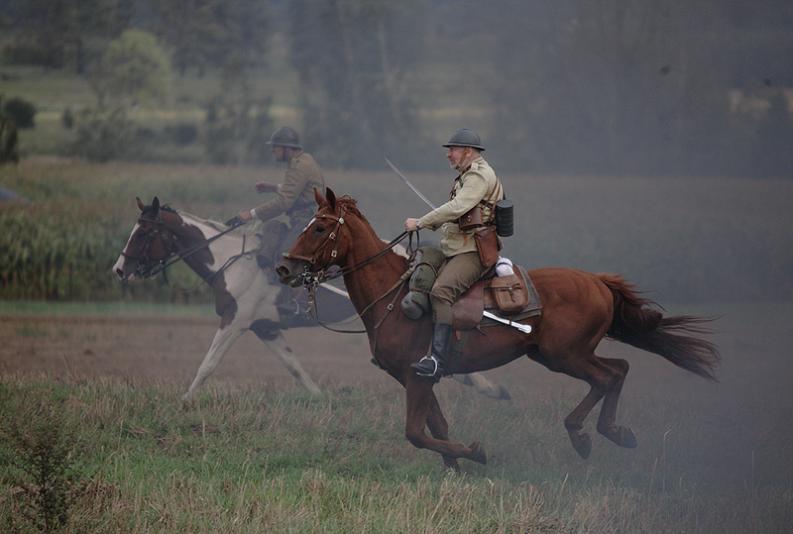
[411,355,443,378]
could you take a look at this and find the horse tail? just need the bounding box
[599,274,720,381]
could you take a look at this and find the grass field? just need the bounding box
[1,299,792,532]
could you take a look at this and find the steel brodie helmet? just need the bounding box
[442,128,485,151]
[267,126,302,149]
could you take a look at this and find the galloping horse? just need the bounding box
[113,197,510,401]
[277,188,720,469]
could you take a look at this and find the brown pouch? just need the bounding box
[473,226,499,268]
[489,271,528,314]
[458,205,484,231]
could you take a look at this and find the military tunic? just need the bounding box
[417,156,503,257]
[416,156,505,325]
[252,151,325,266]
[254,151,325,226]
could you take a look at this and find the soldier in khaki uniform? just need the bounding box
[232,127,326,267]
[405,128,505,379]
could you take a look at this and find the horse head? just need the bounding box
[113,196,180,281]
[277,187,356,287]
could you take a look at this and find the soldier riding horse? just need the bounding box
[113,197,511,401]
[277,188,720,469]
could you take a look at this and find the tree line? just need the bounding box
[1,0,791,176]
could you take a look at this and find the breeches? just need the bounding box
[430,251,486,325]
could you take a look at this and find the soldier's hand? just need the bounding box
[405,218,421,232]
[225,216,243,228]
[255,181,278,193]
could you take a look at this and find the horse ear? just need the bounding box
[326,187,337,211]
[314,187,326,207]
[151,196,160,216]
[136,197,145,211]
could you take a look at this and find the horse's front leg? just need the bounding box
[404,375,487,465]
[183,317,245,402]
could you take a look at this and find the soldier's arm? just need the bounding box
[417,172,489,229]
[253,167,309,221]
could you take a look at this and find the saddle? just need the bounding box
[400,246,542,331]
[451,264,542,331]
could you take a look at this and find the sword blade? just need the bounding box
[384,157,437,210]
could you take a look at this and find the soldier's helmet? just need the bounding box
[267,126,302,149]
[442,128,485,151]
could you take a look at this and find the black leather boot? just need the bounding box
[411,323,452,379]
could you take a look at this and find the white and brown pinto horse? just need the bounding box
[113,197,509,402]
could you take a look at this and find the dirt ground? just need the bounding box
[2,303,790,404]
[0,314,399,392]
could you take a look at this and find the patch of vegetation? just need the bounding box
[0,377,789,532]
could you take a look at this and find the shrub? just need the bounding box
[3,97,36,129]
[166,123,198,145]
[0,398,82,532]
[71,107,135,162]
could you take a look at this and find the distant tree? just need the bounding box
[3,0,132,73]
[150,0,270,77]
[286,0,427,168]
[2,98,37,129]
[89,30,172,107]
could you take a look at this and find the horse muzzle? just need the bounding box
[276,258,306,287]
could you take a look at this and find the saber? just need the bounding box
[383,157,532,335]
[385,156,437,210]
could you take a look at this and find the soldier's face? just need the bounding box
[446,146,470,171]
[272,146,287,162]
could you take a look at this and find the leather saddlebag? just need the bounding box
[473,226,499,268]
[489,270,528,314]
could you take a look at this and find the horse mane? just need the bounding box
[335,196,363,219]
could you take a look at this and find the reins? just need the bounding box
[130,214,248,282]
[288,203,420,358]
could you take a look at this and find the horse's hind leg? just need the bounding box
[250,322,321,395]
[595,357,637,448]
[549,353,615,459]
[261,333,321,395]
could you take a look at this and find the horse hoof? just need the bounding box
[617,426,638,448]
[570,433,592,459]
[468,441,488,464]
[443,458,461,472]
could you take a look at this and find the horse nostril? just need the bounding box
[276,265,289,279]
[115,268,124,278]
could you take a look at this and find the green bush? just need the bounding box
[71,108,135,162]
[2,97,37,129]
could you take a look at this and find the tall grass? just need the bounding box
[2,158,792,303]
[0,376,790,533]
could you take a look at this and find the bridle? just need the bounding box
[121,215,179,278]
[282,202,417,350]
[122,212,246,282]
[283,202,412,285]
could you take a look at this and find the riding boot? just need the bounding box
[411,323,453,379]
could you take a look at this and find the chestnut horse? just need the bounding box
[277,188,720,469]
[113,197,510,402]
